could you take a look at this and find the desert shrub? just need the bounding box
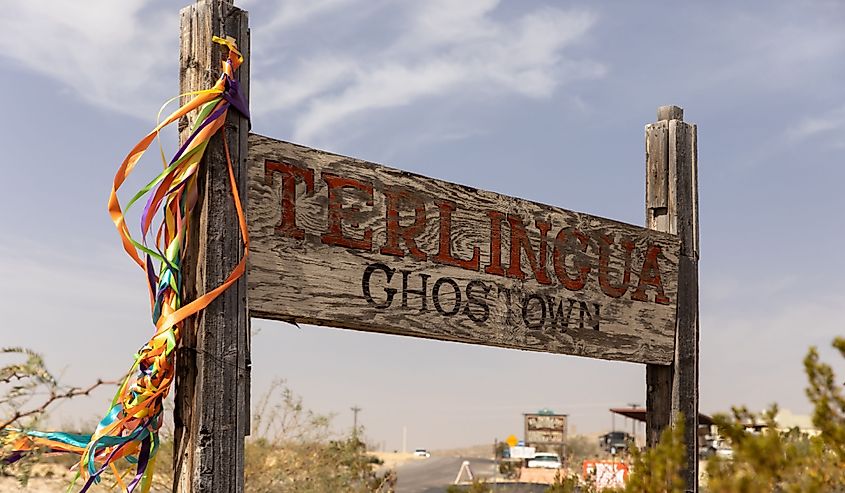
[545,469,596,493]
[498,458,520,479]
[566,434,602,465]
[6,337,845,493]
[704,405,843,493]
[611,419,685,493]
[616,336,845,493]
[703,337,845,492]
[1,348,114,487]
[242,379,392,493]
[446,479,491,493]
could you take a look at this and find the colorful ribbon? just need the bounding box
[4,36,249,492]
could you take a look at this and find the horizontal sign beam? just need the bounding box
[246,133,680,364]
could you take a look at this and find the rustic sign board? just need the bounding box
[524,413,568,445]
[246,133,680,364]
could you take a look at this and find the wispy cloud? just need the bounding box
[693,5,845,93]
[786,105,845,147]
[1,1,602,144]
[250,0,604,144]
[250,57,358,116]
[0,0,175,118]
[241,0,356,31]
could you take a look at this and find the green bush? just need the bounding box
[545,470,595,493]
[446,479,492,493]
[615,337,845,493]
[5,337,845,492]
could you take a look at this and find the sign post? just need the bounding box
[174,1,250,492]
[171,3,698,489]
[644,105,699,492]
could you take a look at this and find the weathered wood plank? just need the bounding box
[645,363,672,446]
[645,116,674,450]
[644,107,699,492]
[657,105,684,122]
[174,1,249,492]
[671,120,700,492]
[246,133,680,365]
[525,414,567,445]
[646,121,669,224]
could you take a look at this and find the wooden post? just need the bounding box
[645,105,699,491]
[173,1,250,492]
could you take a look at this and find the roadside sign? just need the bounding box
[525,413,568,445]
[583,460,629,490]
[509,446,536,459]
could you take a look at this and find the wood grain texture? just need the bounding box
[644,110,699,492]
[657,105,684,122]
[645,362,672,446]
[247,133,680,365]
[174,2,249,492]
[671,120,700,492]
[646,122,669,215]
[645,118,674,450]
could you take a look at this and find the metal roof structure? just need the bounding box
[609,407,714,426]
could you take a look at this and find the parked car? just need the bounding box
[527,452,562,469]
[713,441,734,459]
[413,449,431,458]
[599,431,633,453]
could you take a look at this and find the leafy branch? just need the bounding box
[1,347,117,430]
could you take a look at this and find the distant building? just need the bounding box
[741,409,818,436]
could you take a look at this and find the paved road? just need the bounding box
[395,456,495,493]
[394,457,547,493]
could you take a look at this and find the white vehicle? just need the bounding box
[527,452,561,469]
[413,449,431,458]
[715,444,734,459]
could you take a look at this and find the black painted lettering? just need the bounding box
[464,280,491,323]
[578,301,600,330]
[401,270,430,311]
[362,263,396,309]
[522,293,547,330]
[432,277,462,316]
[498,285,514,325]
[547,296,569,332]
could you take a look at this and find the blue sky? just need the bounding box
[1,0,843,451]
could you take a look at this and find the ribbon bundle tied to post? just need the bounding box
[3,36,249,493]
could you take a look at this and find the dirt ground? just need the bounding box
[369,451,419,470]
[1,463,76,492]
[0,477,68,493]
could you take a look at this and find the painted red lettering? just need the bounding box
[433,200,480,271]
[484,210,506,276]
[552,228,591,291]
[380,189,427,260]
[506,215,552,285]
[598,234,635,298]
[631,245,670,304]
[320,172,373,250]
[264,160,314,239]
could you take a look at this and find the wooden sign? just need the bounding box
[247,133,680,364]
[525,413,568,445]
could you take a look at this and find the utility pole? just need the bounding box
[351,406,362,440]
